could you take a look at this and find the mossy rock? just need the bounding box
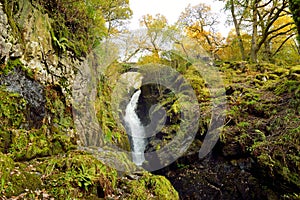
[0,87,27,130]
[80,146,138,173]
[289,65,300,75]
[0,82,76,160]
[274,80,300,95]
[0,153,42,197]
[2,149,180,199]
[0,152,15,189]
[288,73,300,81]
[32,150,118,199]
[0,59,22,75]
[272,68,289,76]
[7,125,76,161]
[0,87,28,153]
[268,73,279,80]
[120,172,179,200]
[255,73,268,81]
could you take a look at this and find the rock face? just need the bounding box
[0,3,21,63]
[0,0,82,129]
[0,1,78,97]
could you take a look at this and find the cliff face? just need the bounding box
[0,1,179,199]
[0,1,78,93]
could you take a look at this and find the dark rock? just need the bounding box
[0,67,45,128]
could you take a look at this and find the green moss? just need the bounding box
[0,87,27,130]
[34,151,118,199]
[0,85,76,160]
[0,86,74,160]
[8,127,75,161]
[274,80,300,95]
[0,153,42,197]
[96,64,131,150]
[5,166,42,197]
[39,0,108,56]
[0,59,20,75]
[82,146,138,173]
[289,66,300,75]
[0,58,35,79]
[249,111,300,192]
[121,172,179,200]
[271,68,289,76]
[0,152,14,193]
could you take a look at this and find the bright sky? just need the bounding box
[128,0,231,37]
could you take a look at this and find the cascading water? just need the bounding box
[124,90,146,166]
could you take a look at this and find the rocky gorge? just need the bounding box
[0,0,299,199]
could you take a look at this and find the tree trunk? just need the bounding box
[230,0,246,60]
[251,0,258,63]
[263,39,272,62]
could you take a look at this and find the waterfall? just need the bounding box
[124,90,146,166]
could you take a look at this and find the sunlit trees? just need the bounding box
[219,29,252,60]
[139,14,169,56]
[266,15,297,58]
[100,0,133,35]
[178,4,224,59]
[225,0,250,60]
[222,0,297,63]
[252,0,294,62]
[111,13,175,63]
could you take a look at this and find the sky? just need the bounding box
[128,0,231,37]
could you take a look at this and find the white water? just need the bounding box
[124,90,146,166]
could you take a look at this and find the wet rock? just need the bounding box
[0,67,45,128]
[0,1,78,98]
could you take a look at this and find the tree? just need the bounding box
[111,14,175,63]
[139,14,169,55]
[224,0,251,60]
[178,4,224,59]
[99,0,133,35]
[289,0,300,43]
[266,15,297,58]
[219,29,252,60]
[252,0,294,62]
[222,0,295,62]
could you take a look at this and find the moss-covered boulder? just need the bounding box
[0,152,42,197]
[119,172,179,200]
